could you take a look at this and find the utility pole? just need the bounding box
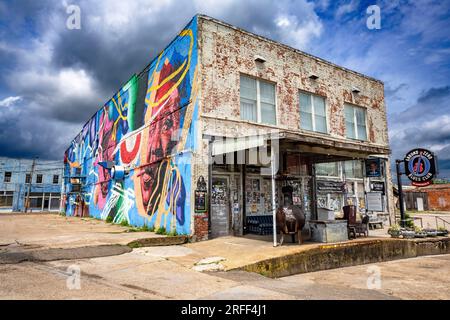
[396,159,406,227]
[59,167,64,214]
[24,157,37,213]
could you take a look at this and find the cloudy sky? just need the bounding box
[0,0,449,179]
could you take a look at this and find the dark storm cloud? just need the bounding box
[1,0,449,167]
[385,83,408,102]
[49,0,318,99]
[0,0,323,160]
[389,86,450,179]
[0,105,80,160]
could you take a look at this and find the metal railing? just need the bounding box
[435,216,450,230]
[396,216,423,228]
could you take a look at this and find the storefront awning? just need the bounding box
[211,135,266,156]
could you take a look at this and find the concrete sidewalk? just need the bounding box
[0,212,163,249]
[170,229,392,271]
[1,213,448,278]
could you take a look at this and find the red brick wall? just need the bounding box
[194,214,209,241]
[425,188,450,211]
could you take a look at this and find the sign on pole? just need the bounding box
[404,148,437,187]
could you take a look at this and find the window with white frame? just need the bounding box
[299,92,327,133]
[240,75,276,125]
[344,160,363,178]
[345,104,367,140]
[315,162,339,177]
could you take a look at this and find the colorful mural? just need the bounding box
[64,17,198,235]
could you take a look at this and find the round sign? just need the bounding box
[404,148,437,187]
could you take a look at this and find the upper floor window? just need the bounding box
[240,75,276,125]
[53,175,59,184]
[345,104,367,141]
[299,92,327,133]
[36,174,43,184]
[4,172,12,183]
[25,174,31,184]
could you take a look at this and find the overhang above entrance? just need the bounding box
[210,135,266,156]
[279,131,391,158]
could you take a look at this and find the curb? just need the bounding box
[236,237,450,278]
[127,235,189,248]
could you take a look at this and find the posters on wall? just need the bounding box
[366,192,383,212]
[365,158,381,177]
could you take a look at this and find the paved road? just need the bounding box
[1,213,449,300]
[1,247,449,299]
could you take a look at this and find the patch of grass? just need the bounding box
[167,230,178,237]
[126,224,156,233]
[127,241,142,249]
[120,220,130,227]
[105,215,113,223]
[404,213,415,228]
[155,227,166,235]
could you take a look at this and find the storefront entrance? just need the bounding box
[210,176,230,238]
[206,134,392,242]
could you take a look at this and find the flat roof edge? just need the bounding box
[197,14,384,85]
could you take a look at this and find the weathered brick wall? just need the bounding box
[424,187,450,211]
[196,16,394,226]
[198,16,389,147]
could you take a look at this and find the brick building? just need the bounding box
[64,15,393,241]
[404,184,450,211]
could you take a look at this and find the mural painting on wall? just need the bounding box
[64,18,198,235]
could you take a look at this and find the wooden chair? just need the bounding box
[355,215,370,237]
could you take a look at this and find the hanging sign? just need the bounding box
[370,181,385,194]
[316,181,345,193]
[404,148,437,187]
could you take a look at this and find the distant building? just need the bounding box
[0,157,63,212]
[404,184,450,212]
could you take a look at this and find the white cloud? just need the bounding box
[335,0,358,18]
[274,13,323,49]
[0,96,22,107]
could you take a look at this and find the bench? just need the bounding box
[369,220,383,230]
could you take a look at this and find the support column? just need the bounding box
[271,141,277,247]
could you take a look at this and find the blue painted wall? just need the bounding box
[0,157,63,212]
